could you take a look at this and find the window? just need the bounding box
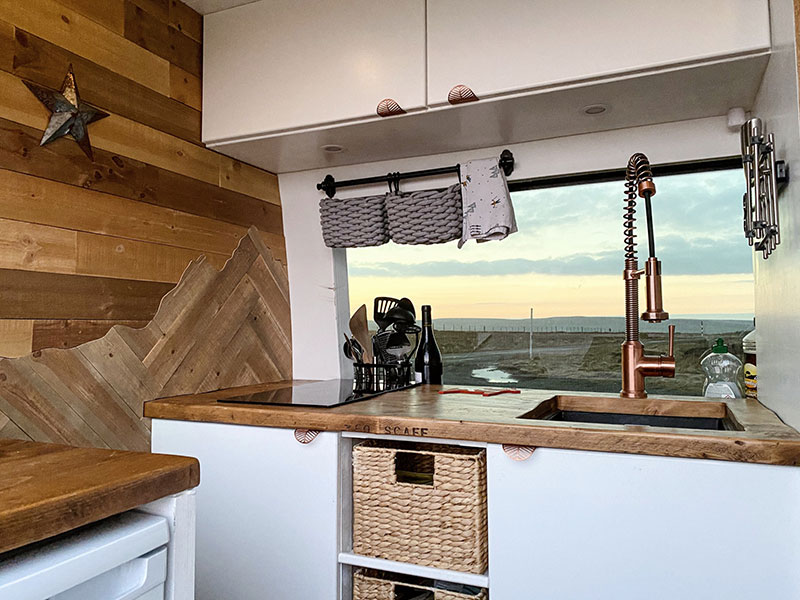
[347,164,753,396]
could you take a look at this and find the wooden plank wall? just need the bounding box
[0,228,293,449]
[0,0,286,359]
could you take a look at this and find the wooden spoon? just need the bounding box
[349,304,372,363]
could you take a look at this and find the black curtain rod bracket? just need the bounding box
[316,149,515,198]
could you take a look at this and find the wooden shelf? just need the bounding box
[338,552,489,588]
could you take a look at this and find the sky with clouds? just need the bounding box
[347,169,754,319]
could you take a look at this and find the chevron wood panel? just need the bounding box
[0,227,292,449]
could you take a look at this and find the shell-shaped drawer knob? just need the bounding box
[376,98,406,117]
[448,84,480,105]
[294,429,320,444]
[502,444,535,461]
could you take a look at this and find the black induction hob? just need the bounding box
[216,379,417,408]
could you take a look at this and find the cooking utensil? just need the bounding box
[374,297,400,330]
[349,337,364,363]
[349,304,372,363]
[397,297,416,320]
[343,333,356,360]
[384,306,416,330]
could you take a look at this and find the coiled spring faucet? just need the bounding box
[621,153,676,399]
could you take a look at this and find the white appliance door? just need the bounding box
[0,512,169,600]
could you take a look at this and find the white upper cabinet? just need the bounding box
[426,0,770,106]
[203,0,427,143]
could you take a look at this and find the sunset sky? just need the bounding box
[347,169,754,320]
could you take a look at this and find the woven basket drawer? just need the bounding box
[386,183,463,245]
[352,440,488,574]
[319,194,389,248]
[353,569,488,600]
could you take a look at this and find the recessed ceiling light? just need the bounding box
[321,144,345,153]
[582,104,608,115]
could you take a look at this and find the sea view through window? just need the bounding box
[347,167,753,396]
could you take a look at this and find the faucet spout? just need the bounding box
[621,326,676,399]
[620,153,676,399]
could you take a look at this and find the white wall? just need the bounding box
[752,0,800,428]
[279,116,740,380]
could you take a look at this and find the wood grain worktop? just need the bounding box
[145,381,800,466]
[0,440,199,554]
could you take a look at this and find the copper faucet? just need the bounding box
[620,154,676,399]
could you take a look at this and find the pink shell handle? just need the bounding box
[502,444,535,461]
[294,429,320,444]
[448,84,480,105]
[376,98,406,117]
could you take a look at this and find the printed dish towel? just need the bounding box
[458,157,518,248]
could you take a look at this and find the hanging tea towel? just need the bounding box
[458,157,518,248]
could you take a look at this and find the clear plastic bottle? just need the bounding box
[742,326,757,400]
[701,338,743,398]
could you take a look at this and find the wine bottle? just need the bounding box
[414,305,443,384]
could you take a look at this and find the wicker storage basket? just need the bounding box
[387,183,463,245]
[353,569,488,600]
[319,194,389,248]
[352,440,488,573]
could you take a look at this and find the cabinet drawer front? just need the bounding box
[487,445,800,599]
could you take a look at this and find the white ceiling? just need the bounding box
[181,0,258,15]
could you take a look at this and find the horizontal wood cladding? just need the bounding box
[0,169,256,256]
[0,118,282,235]
[129,0,170,23]
[124,1,202,77]
[169,64,201,110]
[0,68,281,205]
[0,269,173,320]
[0,216,229,283]
[0,0,290,395]
[32,319,149,352]
[55,0,125,36]
[0,0,171,96]
[169,0,202,43]
[10,28,201,143]
[0,229,291,450]
[0,320,33,358]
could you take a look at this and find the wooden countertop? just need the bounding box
[0,440,200,554]
[145,381,800,466]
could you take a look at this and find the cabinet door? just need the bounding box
[203,0,426,142]
[487,445,800,600]
[426,0,769,106]
[151,420,339,600]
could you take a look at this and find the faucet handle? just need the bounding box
[667,324,675,358]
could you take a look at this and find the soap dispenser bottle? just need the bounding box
[701,338,743,399]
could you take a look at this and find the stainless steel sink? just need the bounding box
[518,395,741,431]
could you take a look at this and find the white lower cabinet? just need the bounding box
[151,420,339,600]
[487,444,800,600]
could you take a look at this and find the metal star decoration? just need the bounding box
[22,64,109,160]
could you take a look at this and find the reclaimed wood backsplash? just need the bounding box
[0,227,292,449]
[0,0,286,359]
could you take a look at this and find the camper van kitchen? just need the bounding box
[1,1,800,599]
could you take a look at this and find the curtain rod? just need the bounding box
[316,149,515,198]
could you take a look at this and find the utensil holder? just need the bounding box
[353,361,413,395]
